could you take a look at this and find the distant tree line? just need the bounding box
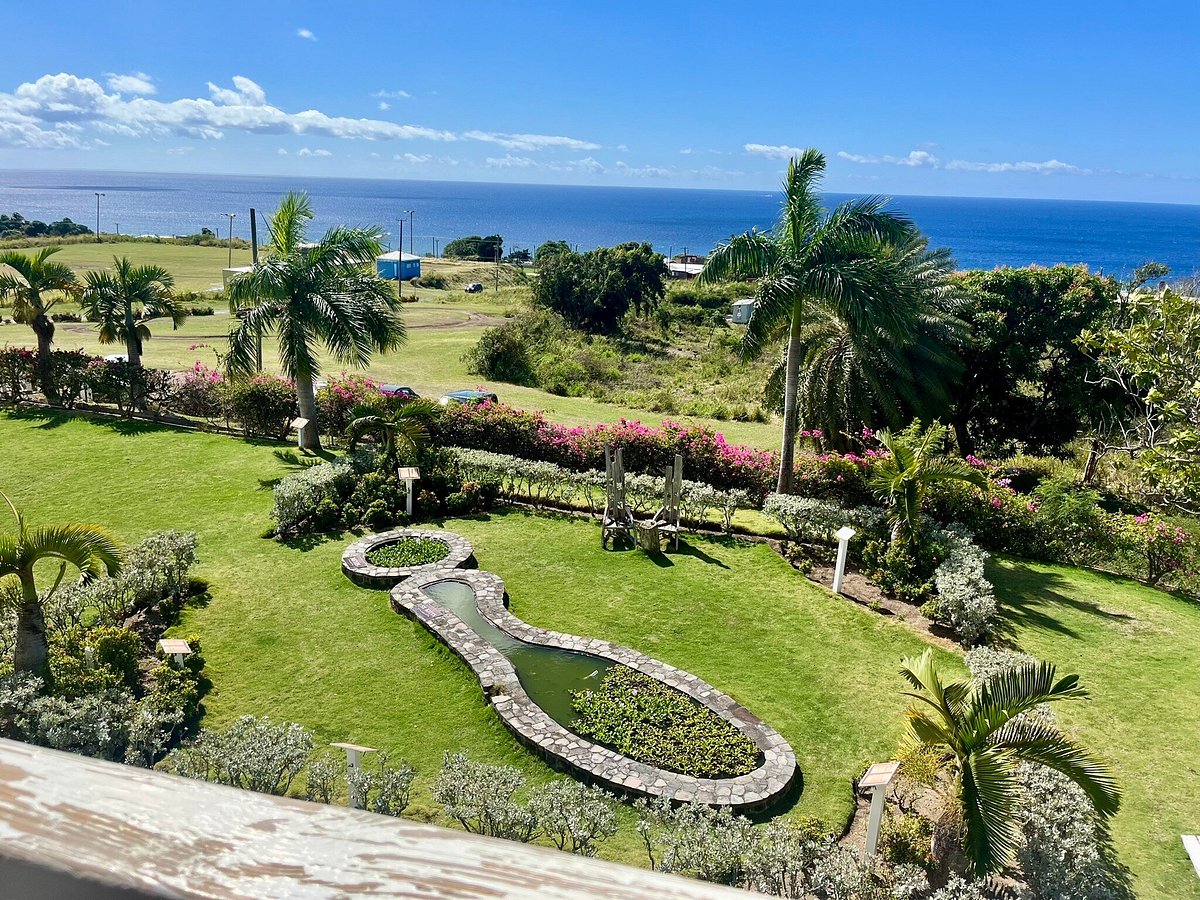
[443,234,504,261]
[1,212,92,239]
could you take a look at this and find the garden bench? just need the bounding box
[601,445,633,549]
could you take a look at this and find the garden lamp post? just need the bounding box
[331,742,377,809]
[859,760,900,858]
[832,525,857,594]
[223,213,237,267]
[94,192,105,242]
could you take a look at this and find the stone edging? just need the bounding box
[341,529,474,588]
[385,564,798,811]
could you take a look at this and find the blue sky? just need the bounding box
[2,0,1198,202]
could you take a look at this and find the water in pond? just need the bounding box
[422,580,614,726]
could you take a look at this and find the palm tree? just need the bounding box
[0,492,122,675]
[0,247,80,403]
[698,149,920,492]
[79,256,184,367]
[345,398,439,467]
[899,648,1120,877]
[763,238,967,450]
[870,423,986,546]
[227,193,406,452]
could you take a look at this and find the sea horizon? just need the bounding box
[4,167,1200,277]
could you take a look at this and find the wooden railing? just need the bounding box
[0,738,746,899]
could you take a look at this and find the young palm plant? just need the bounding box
[899,648,1120,877]
[870,424,986,546]
[0,492,122,674]
[79,256,184,366]
[698,148,921,492]
[0,246,80,403]
[227,192,406,451]
[345,398,440,468]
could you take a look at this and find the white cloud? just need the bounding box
[378,101,390,111]
[466,130,600,151]
[277,148,288,155]
[838,149,940,167]
[569,156,604,174]
[297,28,316,41]
[944,157,1089,174]
[399,152,432,163]
[614,161,671,178]
[105,72,155,95]
[165,146,193,155]
[679,148,694,155]
[296,147,332,157]
[744,142,805,159]
[372,89,412,99]
[486,154,537,168]
[616,144,628,152]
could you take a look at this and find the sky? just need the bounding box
[1,0,1198,202]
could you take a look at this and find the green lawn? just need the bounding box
[989,559,1200,899]
[0,408,948,862]
[3,410,1194,896]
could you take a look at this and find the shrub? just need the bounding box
[315,373,384,438]
[433,751,538,842]
[1033,477,1118,566]
[303,751,343,804]
[463,321,538,385]
[925,525,997,645]
[224,374,296,439]
[48,625,141,698]
[48,349,95,408]
[570,666,760,779]
[526,780,618,856]
[188,305,215,316]
[762,493,886,545]
[1118,512,1196,586]
[346,751,416,817]
[173,362,224,420]
[0,346,37,402]
[414,272,448,289]
[162,715,313,795]
[365,537,449,568]
[270,451,374,535]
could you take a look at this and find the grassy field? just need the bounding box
[0,408,953,864]
[2,409,1197,895]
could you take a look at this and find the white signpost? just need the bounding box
[832,525,857,595]
[157,638,192,668]
[290,417,310,451]
[331,742,377,809]
[397,467,420,516]
[860,760,901,858]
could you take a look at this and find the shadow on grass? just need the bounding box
[6,407,179,436]
[674,540,731,570]
[989,558,1136,645]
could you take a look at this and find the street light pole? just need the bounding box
[404,209,415,255]
[94,192,105,242]
[223,213,237,267]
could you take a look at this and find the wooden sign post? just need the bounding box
[397,466,420,516]
[290,417,310,451]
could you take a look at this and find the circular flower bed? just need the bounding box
[365,536,449,569]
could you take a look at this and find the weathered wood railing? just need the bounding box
[0,738,745,898]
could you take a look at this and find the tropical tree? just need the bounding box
[79,256,184,367]
[345,398,440,468]
[0,492,122,675]
[698,149,922,492]
[763,237,966,449]
[870,424,986,546]
[227,193,406,451]
[0,246,80,403]
[898,648,1120,877]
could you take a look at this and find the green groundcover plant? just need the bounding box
[365,537,449,568]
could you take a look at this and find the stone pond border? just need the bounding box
[341,529,475,588]
[345,532,798,811]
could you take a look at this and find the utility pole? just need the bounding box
[223,213,237,267]
[404,209,415,255]
[494,243,500,292]
[250,208,262,371]
[94,192,105,242]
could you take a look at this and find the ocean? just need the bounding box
[2,169,1199,278]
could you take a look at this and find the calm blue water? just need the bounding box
[3,169,1199,277]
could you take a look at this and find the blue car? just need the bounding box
[438,389,498,407]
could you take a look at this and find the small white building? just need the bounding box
[731,299,756,324]
[222,265,254,288]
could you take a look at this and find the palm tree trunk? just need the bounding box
[32,315,58,405]
[124,300,141,367]
[776,303,804,493]
[295,371,322,452]
[13,570,49,675]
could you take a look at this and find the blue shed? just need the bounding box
[376,251,422,281]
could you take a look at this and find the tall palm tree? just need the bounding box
[345,398,439,467]
[763,239,967,450]
[0,246,80,403]
[227,193,406,452]
[698,149,919,492]
[899,648,1120,877]
[79,256,184,366]
[0,492,122,675]
[870,423,986,546]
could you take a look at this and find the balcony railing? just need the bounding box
[0,738,746,899]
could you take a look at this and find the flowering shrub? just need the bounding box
[173,361,224,420]
[434,401,776,495]
[1120,513,1195,586]
[791,450,876,506]
[224,374,296,439]
[0,346,36,403]
[49,349,95,409]
[315,372,385,437]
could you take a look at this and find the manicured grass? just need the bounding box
[6,241,255,292]
[0,408,948,866]
[990,558,1200,900]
